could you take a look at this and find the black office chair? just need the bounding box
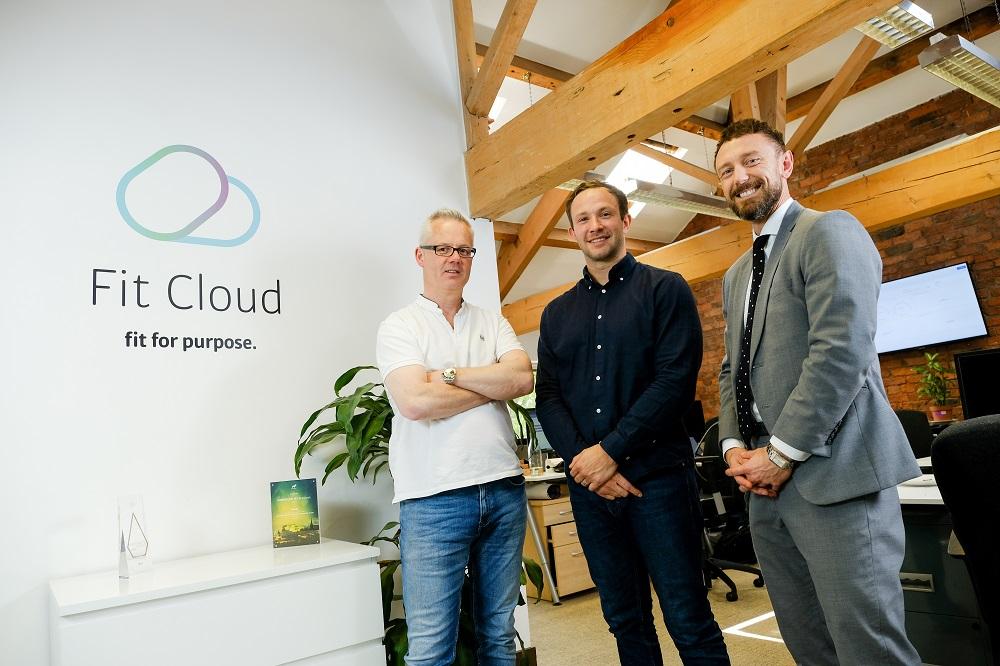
[895,409,935,459]
[931,415,1000,662]
[695,420,765,601]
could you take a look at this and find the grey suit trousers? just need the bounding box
[749,481,920,666]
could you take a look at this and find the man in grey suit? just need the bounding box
[715,119,921,665]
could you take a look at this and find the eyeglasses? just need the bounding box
[420,244,477,258]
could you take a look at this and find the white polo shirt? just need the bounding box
[376,296,525,503]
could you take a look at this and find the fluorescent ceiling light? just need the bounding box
[560,172,740,220]
[604,146,691,219]
[855,1,934,48]
[919,33,1000,108]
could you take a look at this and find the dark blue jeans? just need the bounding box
[569,461,729,665]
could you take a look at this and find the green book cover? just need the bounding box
[270,478,320,548]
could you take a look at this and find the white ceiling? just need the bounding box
[470,0,997,304]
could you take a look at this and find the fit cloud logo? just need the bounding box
[116,145,261,247]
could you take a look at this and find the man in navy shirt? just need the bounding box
[536,180,729,665]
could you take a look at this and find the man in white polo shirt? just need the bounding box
[376,208,534,666]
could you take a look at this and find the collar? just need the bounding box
[754,198,795,241]
[416,294,465,315]
[582,252,638,285]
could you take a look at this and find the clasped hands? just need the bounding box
[724,446,792,498]
[569,443,642,500]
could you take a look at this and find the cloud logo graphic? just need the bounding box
[116,145,260,247]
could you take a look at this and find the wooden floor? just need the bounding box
[526,570,795,665]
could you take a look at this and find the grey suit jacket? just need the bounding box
[718,201,920,505]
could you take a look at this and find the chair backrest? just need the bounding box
[698,419,721,458]
[931,415,1000,657]
[895,409,934,459]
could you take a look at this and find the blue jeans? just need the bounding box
[400,475,527,666]
[569,461,730,665]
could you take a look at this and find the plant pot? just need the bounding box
[928,405,955,422]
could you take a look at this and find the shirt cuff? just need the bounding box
[770,435,811,462]
[599,432,625,463]
[720,438,745,458]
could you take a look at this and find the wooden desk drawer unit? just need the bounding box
[523,494,595,601]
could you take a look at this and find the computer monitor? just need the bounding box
[954,348,1000,419]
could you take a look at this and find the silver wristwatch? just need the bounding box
[441,367,457,384]
[766,442,796,470]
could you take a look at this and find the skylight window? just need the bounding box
[605,147,688,218]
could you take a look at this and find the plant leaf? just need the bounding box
[334,365,377,396]
[384,618,408,666]
[321,452,350,485]
[380,559,400,623]
[298,399,337,439]
[522,556,544,602]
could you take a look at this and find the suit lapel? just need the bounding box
[749,201,803,363]
[730,253,753,354]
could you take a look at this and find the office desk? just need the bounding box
[898,479,993,665]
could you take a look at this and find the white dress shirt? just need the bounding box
[721,198,810,462]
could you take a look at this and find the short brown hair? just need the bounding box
[714,119,787,164]
[564,180,629,226]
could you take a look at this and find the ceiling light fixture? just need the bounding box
[855,1,935,48]
[919,33,1000,108]
[559,173,741,220]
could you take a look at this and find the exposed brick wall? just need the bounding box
[693,90,1000,421]
[788,89,1000,198]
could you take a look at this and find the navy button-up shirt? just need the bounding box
[536,253,703,482]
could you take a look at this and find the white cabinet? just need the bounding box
[49,539,384,666]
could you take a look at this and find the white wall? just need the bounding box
[0,2,495,663]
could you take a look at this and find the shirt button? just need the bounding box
[596,375,601,381]
[619,277,624,281]
[601,289,607,294]
[596,408,601,414]
[597,314,603,320]
[596,344,602,350]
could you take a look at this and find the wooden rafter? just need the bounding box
[466,0,896,220]
[473,46,724,140]
[787,6,1000,122]
[633,143,718,186]
[452,0,488,148]
[493,220,665,254]
[803,128,1000,232]
[496,188,570,299]
[756,67,787,134]
[466,0,538,119]
[474,43,573,91]
[731,83,760,121]
[502,127,1000,333]
[787,35,880,155]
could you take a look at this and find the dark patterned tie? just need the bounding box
[736,235,769,445]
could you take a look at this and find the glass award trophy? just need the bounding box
[117,494,152,577]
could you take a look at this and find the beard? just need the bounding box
[728,177,783,221]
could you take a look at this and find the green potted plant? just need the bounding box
[914,352,956,422]
[294,365,543,666]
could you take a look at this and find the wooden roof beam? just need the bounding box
[731,82,760,121]
[466,0,896,220]
[787,6,1000,122]
[452,0,489,147]
[466,0,538,119]
[496,188,570,299]
[787,35,880,156]
[473,45,725,141]
[493,220,665,254]
[756,66,787,134]
[503,127,1000,333]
